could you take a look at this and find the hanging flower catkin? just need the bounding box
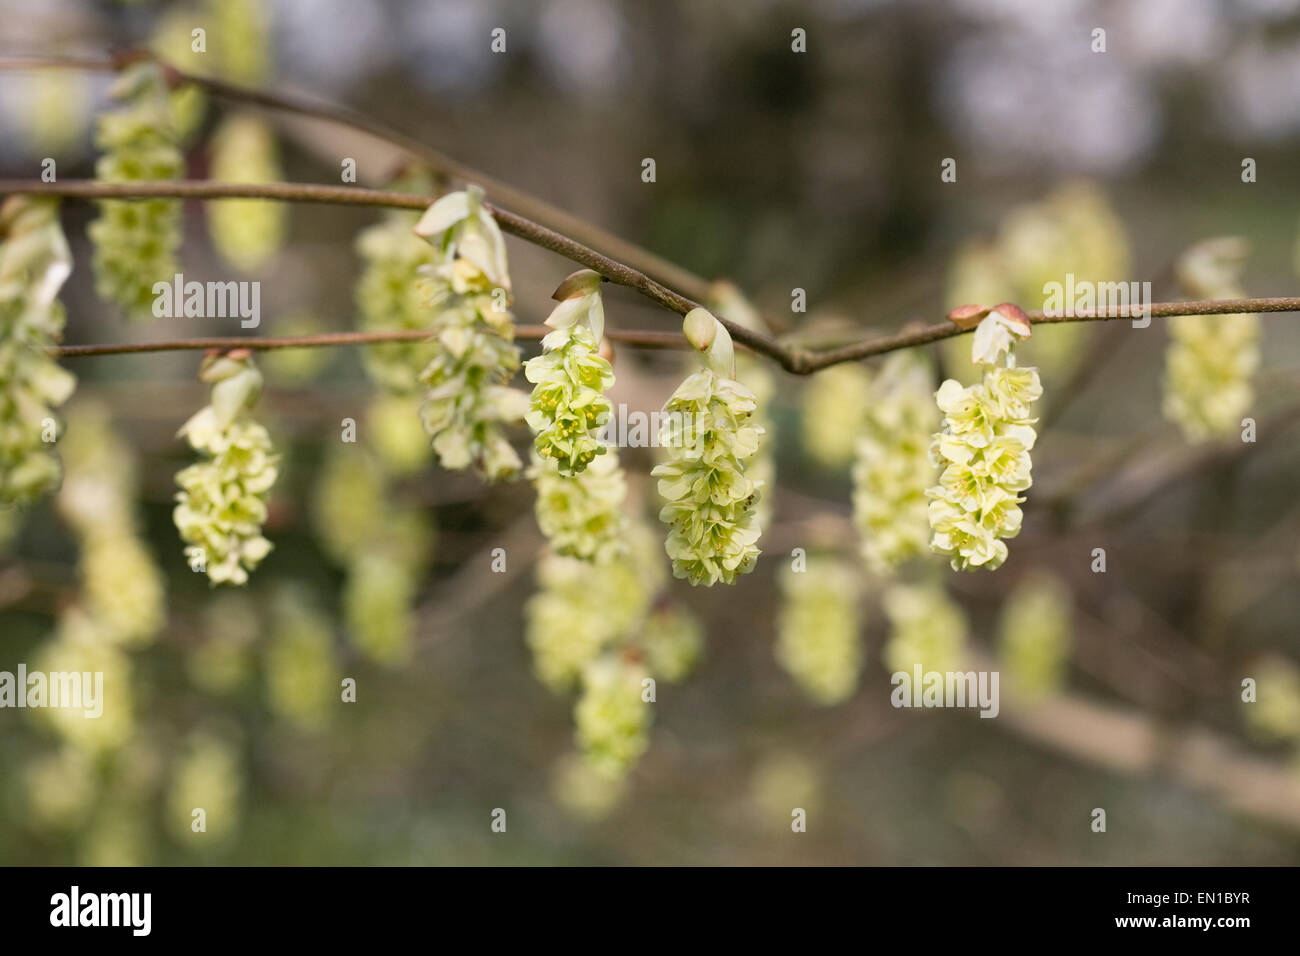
[413,187,528,480]
[57,401,165,648]
[1163,237,1259,442]
[653,308,765,586]
[0,196,76,506]
[881,583,968,676]
[927,304,1041,571]
[775,555,863,706]
[529,447,627,563]
[524,524,661,693]
[173,351,279,585]
[997,571,1072,699]
[710,281,777,529]
[524,269,614,476]
[801,363,872,469]
[574,655,653,779]
[355,173,440,395]
[207,112,287,272]
[525,517,702,780]
[87,61,183,321]
[852,351,939,574]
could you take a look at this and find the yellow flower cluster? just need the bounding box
[927,307,1041,571]
[355,173,442,395]
[207,112,287,272]
[173,354,279,585]
[653,309,765,586]
[525,521,702,780]
[1164,238,1259,441]
[852,351,939,574]
[801,364,872,469]
[414,188,528,479]
[0,197,76,506]
[710,281,778,529]
[312,443,433,667]
[997,571,1072,699]
[775,555,864,705]
[881,583,968,676]
[58,401,166,647]
[264,586,338,730]
[87,62,183,321]
[529,446,627,563]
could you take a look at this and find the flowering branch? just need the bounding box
[4,178,1300,373]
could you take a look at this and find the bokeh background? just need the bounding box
[2,0,1300,864]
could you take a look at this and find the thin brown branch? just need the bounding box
[803,298,1300,370]
[49,325,687,358]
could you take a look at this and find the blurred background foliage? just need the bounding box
[2,0,1300,864]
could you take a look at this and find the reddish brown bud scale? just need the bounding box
[946,303,992,330]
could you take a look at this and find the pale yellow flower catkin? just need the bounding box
[528,446,627,564]
[189,591,260,694]
[166,731,243,846]
[355,173,441,395]
[852,351,939,574]
[264,587,337,730]
[550,752,628,820]
[881,583,968,676]
[1163,237,1259,442]
[997,571,1073,699]
[413,187,529,479]
[207,112,287,272]
[1243,654,1300,744]
[311,442,433,667]
[574,655,653,779]
[207,0,273,87]
[524,270,614,476]
[24,746,97,834]
[524,526,660,693]
[800,363,872,469]
[13,70,92,158]
[342,550,420,667]
[173,353,279,585]
[775,555,863,706]
[366,393,433,475]
[32,608,135,754]
[640,605,704,684]
[711,281,778,528]
[87,61,183,320]
[0,196,76,506]
[57,401,166,647]
[525,520,698,782]
[927,307,1041,572]
[654,309,765,586]
[749,752,822,830]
